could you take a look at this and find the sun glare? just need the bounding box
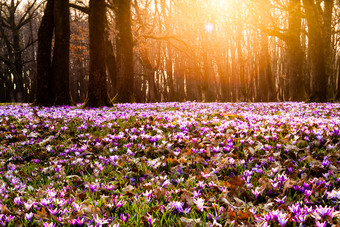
[205,23,214,33]
[202,0,236,33]
[210,0,234,10]
[203,0,237,21]
[215,0,229,7]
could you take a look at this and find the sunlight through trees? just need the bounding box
[1,0,340,104]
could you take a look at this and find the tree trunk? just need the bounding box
[84,0,111,107]
[258,34,270,102]
[139,49,159,103]
[175,59,185,101]
[202,51,215,102]
[216,42,230,102]
[335,58,340,100]
[36,0,54,105]
[105,34,117,98]
[7,0,25,102]
[116,0,134,103]
[302,0,328,102]
[236,32,246,101]
[166,50,175,101]
[323,0,334,97]
[12,27,25,102]
[229,42,236,102]
[52,0,71,105]
[287,0,305,101]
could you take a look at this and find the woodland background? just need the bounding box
[1,0,340,106]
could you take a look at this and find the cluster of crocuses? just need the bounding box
[0,102,339,226]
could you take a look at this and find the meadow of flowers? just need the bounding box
[0,102,339,227]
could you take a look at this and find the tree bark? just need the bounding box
[116,0,134,103]
[261,36,276,101]
[216,46,230,102]
[10,15,25,102]
[202,47,216,102]
[84,0,111,107]
[287,0,305,101]
[302,0,328,102]
[166,49,175,101]
[105,34,117,98]
[52,0,71,105]
[235,27,246,101]
[336,58,340,100]
[258,34,270,102]
[174,59,185,101]
[36,0,54,105]
[322,0,334,97]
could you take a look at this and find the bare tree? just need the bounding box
[0,0,39,102]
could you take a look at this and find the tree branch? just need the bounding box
[141,34,190,47]
[69,3,89,14]
[17,0,38,29]
[22,59,35,65]
[19,39,38,54]
[106,3,117,12]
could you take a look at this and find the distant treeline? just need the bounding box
[1,0,340,106]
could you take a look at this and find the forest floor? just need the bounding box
[0,102,339,226]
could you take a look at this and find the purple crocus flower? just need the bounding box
[93,214,109,226]
[68,219,77,225]
[264,144,271,151]
[168,201,184,213]
[14,197,21,206]
[274,196,286,206]
[184,207,191,214]
[304,190,312,197]
[197,181,205,188]
[47,208,59,216]
[69,217,86,226]
[25,212,34,221]
[277,173,288,184]
[162,180,171,188]
[327,189,340,200]
[321,157,330,168]
[113,196,126,208]
[88,184,97,192]
[315,220,327,227]
[291,213,307,224]
[193,197,206,212]
[268,156,275,162]
[6,215,15,223]
[288,202,301,215]
[47,189,57,198]
[146,212,154,225]
[120,213,129,223]
[24,201,36,211]
[40,198,51,207]
[192,190,201,198]
[251,187,263,199]
[314,205,334,219]
[75,217,86,225]
[43,222,56,227]
[277,212,289,226]
[287,167,293,174]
